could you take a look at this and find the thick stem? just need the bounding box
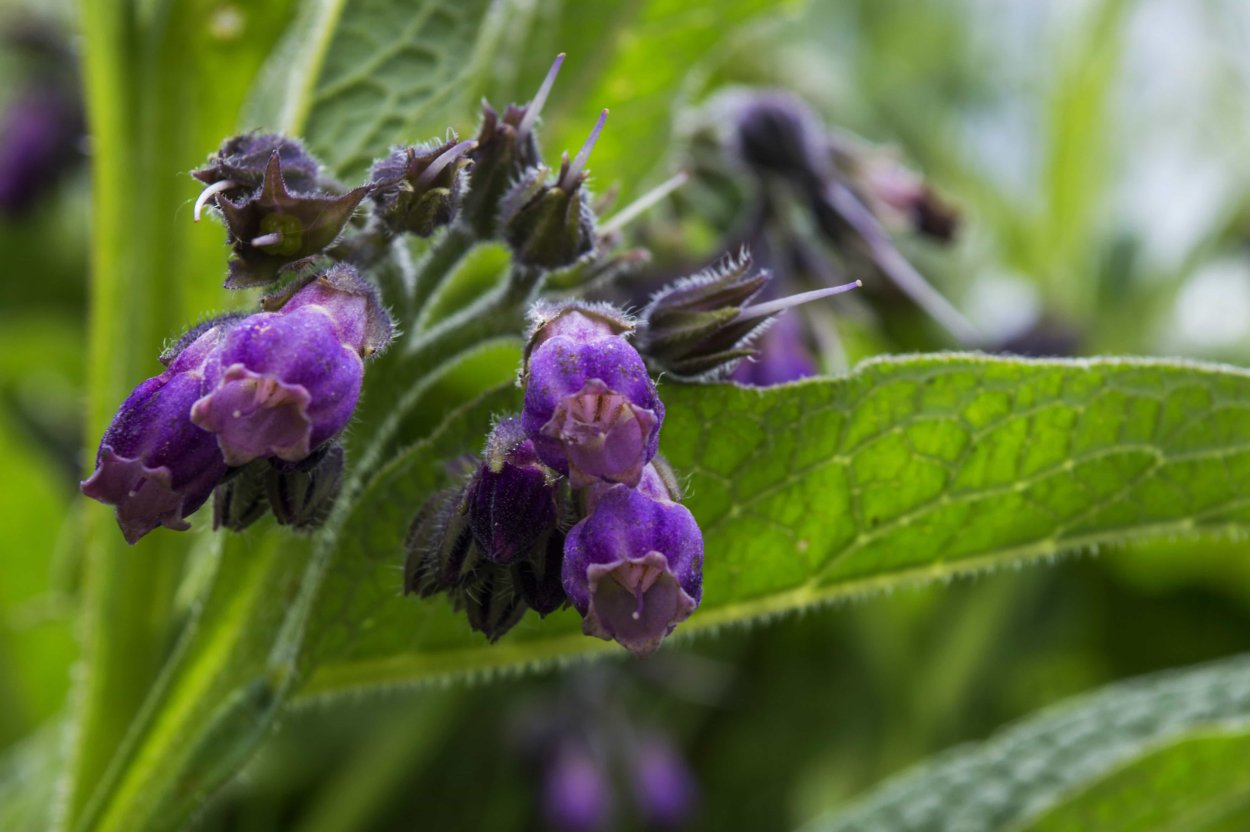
[409,223,476,330]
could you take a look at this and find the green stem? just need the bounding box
[409,223,476,330]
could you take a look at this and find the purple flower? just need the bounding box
[562,485,702,656]
[522,307,663,488]
[467,417,559,564]
[632,735,698,828]
[191,267,389,466]
[191,306,362,466]
[81,322,232,544]
[543,743,612,832]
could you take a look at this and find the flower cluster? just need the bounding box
[82,265,391,543]
[407,302,703,655]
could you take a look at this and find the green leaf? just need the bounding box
[800,653,1250,832]
[482,0,801,200]
[293,353,1250,700]
[246,0,504,179]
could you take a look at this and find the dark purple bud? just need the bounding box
[81,322,233,544]
[370,134,475,236]
[459,560,528,642]
[265,263,393,358]
[461,54,563,238]
[192,133,321,204]
[467,417,560,564]
[214,152,368,288]
[404,485,475,598]
[522,306,663,488]
[266,441,344,531]
[500,109,606,271]
[562,485,703,656]
[631,735,698,828]
[728,309,818,387]
[213,460,270,533]
[729,90,834,186]
[511,529,568,616]
[0,90,82,216]
[543,742,612,832]
[190,305,364,466]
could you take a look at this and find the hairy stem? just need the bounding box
[409,223,477,330]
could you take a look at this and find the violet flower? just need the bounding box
[191,265,390,466]
[562,484,703,656]
[522,305,664,488]
[81,320,234,544]
[543,742,612,832]
[632,735,698,828]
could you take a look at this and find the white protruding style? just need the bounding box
[193,179,237,222]
[599,171,690,236]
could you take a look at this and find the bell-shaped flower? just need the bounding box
[562,484,703,656]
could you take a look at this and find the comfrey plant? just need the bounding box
[81,55,855,656]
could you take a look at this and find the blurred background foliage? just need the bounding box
[4,0,1250,829]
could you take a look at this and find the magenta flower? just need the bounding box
[562,484,703,656]
[522,306,663,488]
[81,321,234,544]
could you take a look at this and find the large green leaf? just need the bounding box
[801,653,1250,832]
[245,0,504,179]
[294,353,1250,699]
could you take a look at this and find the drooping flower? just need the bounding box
[562,484,703,656]
[81,318,235,544]
[190,265,390,466]
[522,304,664,489]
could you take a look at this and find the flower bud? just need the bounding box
[511,530,568,616]
[192,133,321,198]
[369,134,474,236]
[459,560,528,642]
[404,485,474,598]
[562,485,703,656]
[81,320,235,544]
[638,253,858,381]
[212,460,270,533]
[500,109,606,271]
[214,151,368,288]
[266,441,344,531]
[467,417,560,564]
[521,305,663,488]
[729,89,833,186]
[460,54,563,238]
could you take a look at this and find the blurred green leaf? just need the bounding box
[488,0,802,199]
[804,653,1250,832]
[69,0,298,827]
[295,353,1250,698]
[246,0,503,179]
